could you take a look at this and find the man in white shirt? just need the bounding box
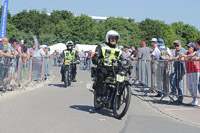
[151,38,172,97]
[151,38,172,60]
[33,45,48,80]
[33,45,47,58]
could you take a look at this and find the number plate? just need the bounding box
[116,74,125,82]
[65,60,71,65]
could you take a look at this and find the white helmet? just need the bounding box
[105,30,120,43]
[66,41,73,47]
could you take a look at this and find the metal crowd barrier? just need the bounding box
[0,56,53,95]
[131,59,200,103]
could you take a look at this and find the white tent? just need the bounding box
[74,44,97,52]
[49,43,66,54]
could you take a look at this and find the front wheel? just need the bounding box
[64,71,69,88]
[68,71,71,86]
[113,85,131,119]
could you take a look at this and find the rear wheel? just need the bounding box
[113,85,131,119]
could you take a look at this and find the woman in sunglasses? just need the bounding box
[180,42,199,106]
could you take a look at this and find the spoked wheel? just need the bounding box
[64,71,69,88]
[113,85,131,119]
[68,72,71,86]
[94,94,103,111]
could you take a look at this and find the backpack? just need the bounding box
[158,47,170,60]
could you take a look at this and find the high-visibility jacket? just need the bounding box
[64,50,76,61]
[101,44,122,66]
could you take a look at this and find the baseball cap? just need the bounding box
[187,42,196,48]
[40,45,47,48]
[173,40,181,44]
[150,38,157,42]
[155,38,165,46]
[141,41,146,45]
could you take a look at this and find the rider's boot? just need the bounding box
[61,73,65,82]
[72,74,77,82]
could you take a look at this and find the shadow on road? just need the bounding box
[70,105,114,118]
[132,91,200,109]
[48,84,65,88]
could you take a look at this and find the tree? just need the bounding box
[10,10,49,36]
[49,10,73,25]
[38,33,57,46]
[172,22,200,44]
[138,18,168,43]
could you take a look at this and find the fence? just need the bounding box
[0,56,53,94]
[131,59,200,103]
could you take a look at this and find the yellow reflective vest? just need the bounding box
[101,44,122,66]
[64,50,76,61]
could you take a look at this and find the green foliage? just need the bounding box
[1,9,200,49]
[172,22,199,44]
[38,33,57,46]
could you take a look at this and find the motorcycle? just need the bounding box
[92,59,133,119]
[63,53,79,88]
[64,60,72,88]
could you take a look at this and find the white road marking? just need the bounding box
[100,119,106,122]
[86,83,92,89]
[165,108,194,111]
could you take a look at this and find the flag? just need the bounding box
[33,35,38,49]
[0,0,9,38]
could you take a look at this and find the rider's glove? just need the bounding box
[98,59,104,66]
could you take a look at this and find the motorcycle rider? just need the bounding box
[60,41,80,82]
[92,30,124,101]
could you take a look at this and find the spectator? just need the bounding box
[179,42,199,106]
[152,38,172,60]
[79,50,85,69]
[169,40,186,103]
[124,48,131,59]
[29,45,36,57]
[191,39,200,104]
[137,41,153,86]
[57,53,62,66]
[33,45,48,80]
[137,41,153,60]
[83,51,88,69]
[130,46,137,60]
[151,38,172,97]
[53,50,59,66]
[21,39,30,61]
[0,37,20,91]
[86,50,92,70]
[150,38,158,59]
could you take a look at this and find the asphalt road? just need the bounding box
[0,66,199,133]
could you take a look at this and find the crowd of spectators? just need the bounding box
[0,37,52,92]
[78,50,94,70]
[52,49,94,71]
[121,38,200,106]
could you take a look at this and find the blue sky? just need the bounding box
[1,0,200,30]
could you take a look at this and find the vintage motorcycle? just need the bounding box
[92,59,133,119]
[64,60,72,88]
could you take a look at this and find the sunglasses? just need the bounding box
[110,37,118,40]
[174,45,180,47]
[187,46,191,48]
